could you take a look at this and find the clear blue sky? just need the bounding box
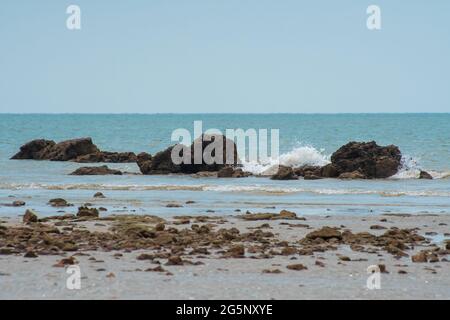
[0,0,449,113]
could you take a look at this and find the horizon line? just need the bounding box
[1,112,449,115]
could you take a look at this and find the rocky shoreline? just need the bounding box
[10,136,435,179]
[1,203,449,299]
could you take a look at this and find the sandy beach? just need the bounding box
[1,207,449,300]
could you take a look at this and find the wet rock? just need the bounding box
[93,192,106,198]
[11,137,135,163]
[306,227,342,241]
[378,264,388,273]
[11,139,56,160]
[328,141,402,178]
[76,206,99,218]
[226,245,245,258]
[12,200,26,207]
[137,253,154,260]
[70,165,122,175]
[412,251,428,263]
[370,225,387,230]
[53,256,77,267]
[271,166,298,180]
[0,248,14,255]
[145,266,166,272]
[12,138,99,161]
[138,134,240,174]
[239,210,298,221]
[155,223,165,231]
[315,260,325,267]
[419,171,433,179]
[262,269,283,274]
[166,203,183,208]
[217,166,250,178]
[75,151,136,163]
[398,270,408,274]
[48,198,72,207]
[338,256,351,261]
[303,173,323,180]
[23,209,38,223]
[24,251,38,258]
[319,164,340,178]
[281,247,297,255]
[286,263,307,271]
[166,255,183,265]
[338,170,366,180]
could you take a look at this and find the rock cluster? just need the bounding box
[11,137,136,163]
[271,141,402,180]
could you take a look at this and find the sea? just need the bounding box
[0,113,449,218]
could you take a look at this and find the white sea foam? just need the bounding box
[1,182,449,197]
[242,145,330,175]
[391,155,449,180]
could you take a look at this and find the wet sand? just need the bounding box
[1,211,449,300]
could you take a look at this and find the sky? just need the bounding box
[0,0,449,113]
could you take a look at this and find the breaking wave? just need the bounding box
[242,145,330,175]
[392,155,450,180]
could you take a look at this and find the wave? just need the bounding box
[240,144,449,180]
[242,145,330,175]
[392,155,450,180]
[1,182,449,197]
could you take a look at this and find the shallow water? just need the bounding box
[0,114,449,217]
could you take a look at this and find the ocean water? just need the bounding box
[0,114,449,218]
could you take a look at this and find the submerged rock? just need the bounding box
[48,198,72,207]
[70,165,122,175]
[419,171,433,179]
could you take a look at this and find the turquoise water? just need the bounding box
[0,114,449,217]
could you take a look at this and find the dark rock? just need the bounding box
[12,200,26,207]
[329,141,401,178]
[293,165,321,177]
[12,137,135,163]
[10,139,56,160]
[286,263,307,271]
[306,227,342,240]
[412,251,428,263]
[48,198,71,207]
[76,206,99,218]
[271,166,298,180]
[23,209,38,223]
[93,192,105,198]
[419,171,433,180]
[74,151,136,163]
[303,173,323,180]
[166,255,183,265]
[70,165,122,175]
[338,170,367,179]
[217,166,251,178]
[24,251,38,258]
[137,134,239,175]
[13,137,99,161]
[320,164,340,178]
